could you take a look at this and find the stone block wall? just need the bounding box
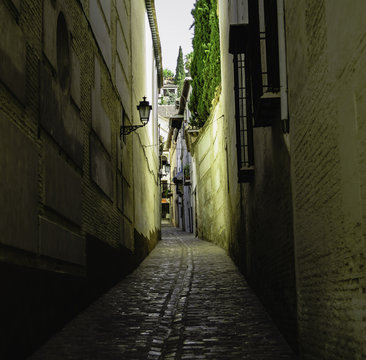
[0,0,160,357]
[286,0,366,358]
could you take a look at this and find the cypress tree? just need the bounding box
[174,46,186,96]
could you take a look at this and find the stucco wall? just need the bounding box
[193,0,298,350]
[193,98,230,250]
[192,85,297,351]
[131,0,160,250]
[286,0,366,358]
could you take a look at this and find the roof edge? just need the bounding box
[145,0,163,89]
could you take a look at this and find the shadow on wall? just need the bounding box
[0,230,160,360]
[231,118,298,353]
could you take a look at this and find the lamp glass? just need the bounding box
[137,97,152,125]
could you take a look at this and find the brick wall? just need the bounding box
[244,118,297,350]
[0,0,160,357]
[286,0,366,358]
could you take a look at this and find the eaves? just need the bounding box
[145,0,163,89]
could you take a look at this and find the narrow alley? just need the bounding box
[29,227,295,360]
[2,0,366,358]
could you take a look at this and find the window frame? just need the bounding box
[229,24,255,183]
[248,0,281,127]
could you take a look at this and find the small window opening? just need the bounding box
[57,12,70,91]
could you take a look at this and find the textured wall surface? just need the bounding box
[286,0,366,358]
[0,0,159,271]
[192,0,298,351]
[246,119,297,350]
[193,99,230,251]
[0,0,160,357]
[192,91,297,351]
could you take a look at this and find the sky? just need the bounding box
[154,0,196,73]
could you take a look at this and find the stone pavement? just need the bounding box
[29,227,297,360]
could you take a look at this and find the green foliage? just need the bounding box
[167,92,176,105]
[174,46,186,97]
[183,164,190,179]
[163,68,174,79]
[184,52,193,75]
[189,0,221,128]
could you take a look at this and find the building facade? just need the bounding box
[189,0,297,349]
[286,1,366,358]
[158,79,178,105]
[158,104,176,222]
[165,78,194,233]
[189,0,366,358]
[0,0,162,357]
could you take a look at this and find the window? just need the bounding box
[161,180,168,198]
[248,0,281,127]
[162,180,168,192]
[56,12,70,92]
[230,24,254,182]
[233,52,254,175]
[229,0,286,181]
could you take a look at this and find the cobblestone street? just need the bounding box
[29,227,296,360]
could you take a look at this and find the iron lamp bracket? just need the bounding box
[120,123,147,136]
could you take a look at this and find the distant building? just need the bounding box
[158,105,176,222]
[159,79,178,104]
[165,78,194,232]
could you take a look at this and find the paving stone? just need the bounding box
[28,227,297,360]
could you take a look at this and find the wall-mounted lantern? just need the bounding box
[159,162,170,178]
[120,96,152,136]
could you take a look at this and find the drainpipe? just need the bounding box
[277,0,290,151]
